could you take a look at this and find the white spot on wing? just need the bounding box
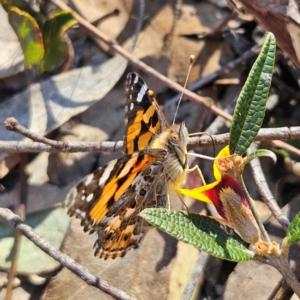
[99,163,115,187]
[67,197,76,207]
[137,84,147,102]
[86,193,94,202]
[130,102,134,110]
[81,195,86,201]
[84,174,94,186]
[133,75,139,84]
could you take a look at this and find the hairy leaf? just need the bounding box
[141,209,254,262]
[230,32,276,155]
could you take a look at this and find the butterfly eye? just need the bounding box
[170,133,180,144]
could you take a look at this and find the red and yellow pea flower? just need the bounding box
[179,146,260,244]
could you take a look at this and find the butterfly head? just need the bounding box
[150,122,188,169]
[168,122,188,168]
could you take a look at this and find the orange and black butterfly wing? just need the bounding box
[94,160,168,259]
[65,149,168,259]
[124,72,168,154]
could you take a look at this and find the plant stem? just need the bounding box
[268,254,300,297]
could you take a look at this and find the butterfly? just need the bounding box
[65,72,189,259]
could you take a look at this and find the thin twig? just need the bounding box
[199,11,237,38]
[181,252,209,300]
[0,208,136,300]
[2,118,300,154]
[5,154,28,300]
[51,0,232,121]
[254,251,300,297]
[248,144,290,231]
[4,117,67,148]
[165,44,260,109]
[271,140,300,157]
[0,140,123,154]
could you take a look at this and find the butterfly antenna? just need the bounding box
[172,55,195,125]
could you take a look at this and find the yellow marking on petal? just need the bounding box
[218,145,230,157]
[178,186,215,204]
[213,146,230,180]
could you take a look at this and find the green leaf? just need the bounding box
[0,207,70,275]
[286,211,300,245]
[41,11,77,71]
[243,149,277,167]
[140,208,254,262]
[8,6,44,67]
[229,32,276,155]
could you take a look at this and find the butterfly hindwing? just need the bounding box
[65,148,168,257]
[93,159,168,258]
[124,72,168,154]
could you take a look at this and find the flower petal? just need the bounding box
[213,145,230,180]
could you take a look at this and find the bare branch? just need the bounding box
[271,140,300,157]
[0,140,123,154]
[164,44,260,109]
[181,252,209,300]
[1,118,300,155]
[0,208,136,300]
[4,117,65,148]
[248,144,290,231]
[51,0,232,121]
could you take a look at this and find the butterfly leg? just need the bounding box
[167,193,171,216]
[175,190,191,213]
[187,165,206,185]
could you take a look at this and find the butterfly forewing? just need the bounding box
[66,149,167,233]
[124,72,168,154]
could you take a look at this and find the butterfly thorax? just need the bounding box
[149,122,188,187]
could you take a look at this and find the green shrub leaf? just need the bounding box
[140,208,254,262]
[41,11,77,71]
[229,32,276,155]
[8,6,44,67]
[286,211,300,245]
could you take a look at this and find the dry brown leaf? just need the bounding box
[0,6,24,79]
[42,219,178,299]
[234,0,300,67]
[0,55,127,162]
